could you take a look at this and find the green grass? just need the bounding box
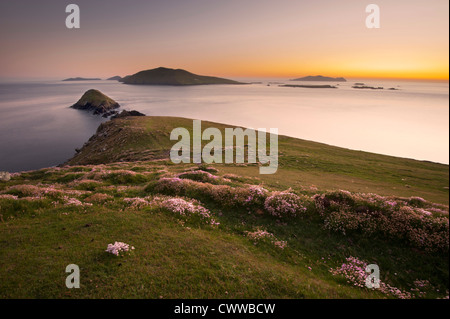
[0,176,384,298]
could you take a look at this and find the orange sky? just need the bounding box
[0,0,448,80]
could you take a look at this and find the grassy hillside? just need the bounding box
[68,116,449,205]
[0,116,448,299]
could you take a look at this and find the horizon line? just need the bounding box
[0,75,449,83]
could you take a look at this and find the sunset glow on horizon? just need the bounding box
[0,0,448,81]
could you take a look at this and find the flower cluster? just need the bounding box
[1,186,97,208]
[151,177,244,207]
[3,184,91,199]
[159,197,220,226]
[246,229,275,241]
[245,229,287,249]
[314,191,449,252]
[330,256,412,299]
[0,194,19,200]
[409,279,445,298]
[272,240,288,249]
[208,184,246,207]
[408,196,426,207]
[153,177,191,196]
[322,209,376,235]
[244,185,269,207]
[105,242,135,256]
[151,177,307,217]
[83,167,148,184]
[4,184,62,197]
[150,179,448,251]
[264,191,309,218]
[329,256,369,288]
[63,196,93,207]
[385,206,449,252]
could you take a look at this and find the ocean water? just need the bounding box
[0,78,448,172]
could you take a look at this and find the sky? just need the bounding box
[0,0,448,80]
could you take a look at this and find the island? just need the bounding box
[62,77,102,81]
[70,89,120,116]
[120,67,246,85]
[107,76,122,81]
[352,85,399,90]
[291,75,347,82]
[352,85,384,90]
[280,84,337,89]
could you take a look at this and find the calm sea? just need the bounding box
[0,78,448,172]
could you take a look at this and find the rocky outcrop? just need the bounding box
[71,89,120,115]
[111,110,146,119]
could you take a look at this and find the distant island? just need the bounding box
[352,85,399,90]
[107,76,122,81]
[120,67,246,86]
[62,77,102,81]
[291,75,347,82]
[70,89,120,116]
[352,85,384,90]
[280,84,337,89]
